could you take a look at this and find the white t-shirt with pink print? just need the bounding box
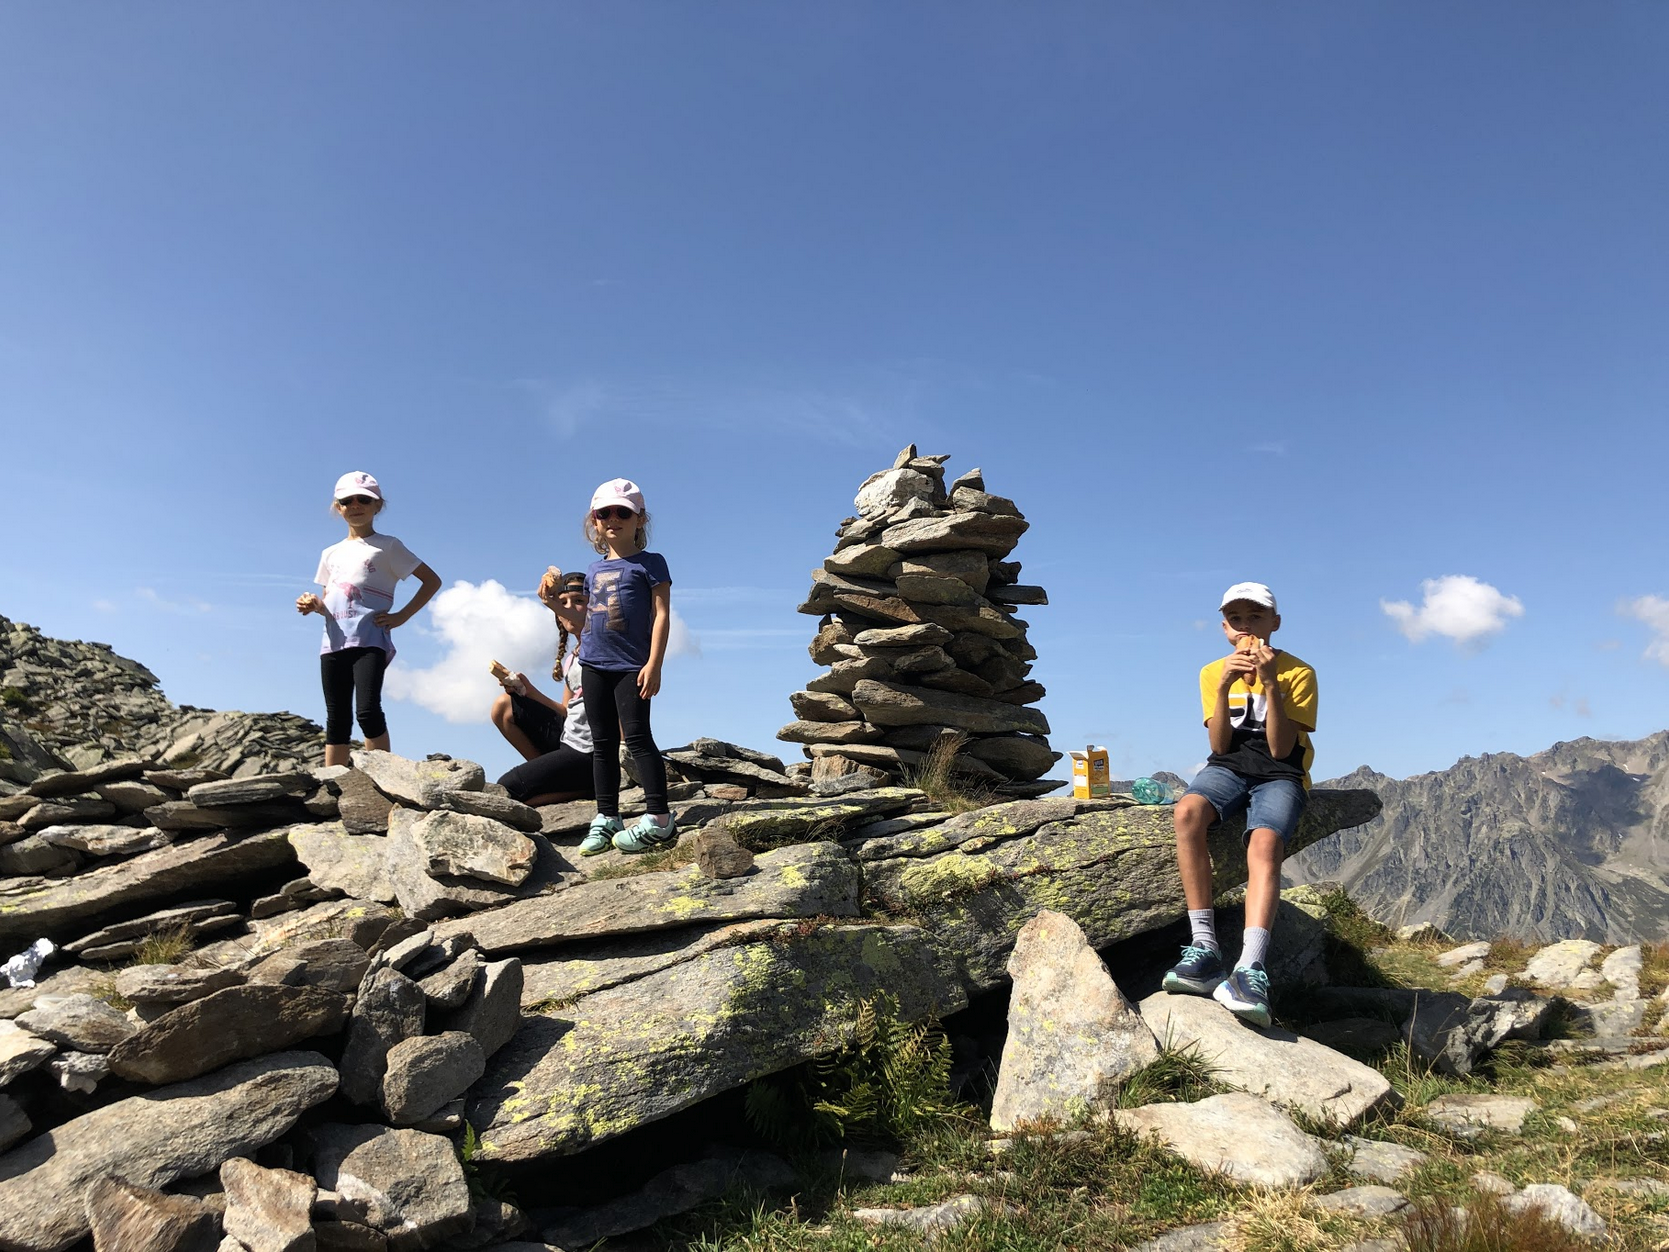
[315,533,422,658]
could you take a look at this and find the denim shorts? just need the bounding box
[1184,764,1307,843]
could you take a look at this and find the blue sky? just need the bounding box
[3,3,1668,786]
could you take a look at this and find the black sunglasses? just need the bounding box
[338,495,377,506]
[593,506,636,522]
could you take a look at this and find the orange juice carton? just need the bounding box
[1070,746,1111,799]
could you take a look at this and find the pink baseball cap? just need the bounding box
[334,471,382,501]
[590,478,645,514]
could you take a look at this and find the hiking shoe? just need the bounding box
[613,812,678,854]
[1161,944,1225,996]
[1213,962,1272,1028]
[579,814,623,856]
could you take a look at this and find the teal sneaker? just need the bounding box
[1213,962,1272,1029]
[1162,944,1226,996]
[613,813,678,854]
[579,814,623,856]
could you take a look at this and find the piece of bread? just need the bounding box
[538,566,562,598]
[489,660,513,682]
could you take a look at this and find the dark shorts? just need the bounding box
[1184,765,1307,843]
[509,692,566,756]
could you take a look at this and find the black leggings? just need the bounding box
[320,646,389,745]
[498,746,595,804]
[582,665,668,817]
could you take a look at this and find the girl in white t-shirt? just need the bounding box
[296,471,442,766]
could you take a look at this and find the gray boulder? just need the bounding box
[309,1124,474,1250]
[1137,992,1392,1128]
[445,841,860,955]
[990,910,1158,1132]
[16,994,134,1054]
[107,985,348,1084]
[405,809,536,886]
[381,1032,486,1125]
[220,1157,316,1252]
[470,923,964,1162]
[1111,1092,1329,1188]
[83,1177,218,1252]
[339,967,427,1107]
[350,751,485,809]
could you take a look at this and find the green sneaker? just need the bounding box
[579,814,623,856]
[613,813,678,854]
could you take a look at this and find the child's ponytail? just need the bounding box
[554,623,571,682]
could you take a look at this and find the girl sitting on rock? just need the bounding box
[296,471,441,767]
[492,570,596,805]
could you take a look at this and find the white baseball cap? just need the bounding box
[590,478,645,514]
[1219,582,1277,612]
[334,471,382,502]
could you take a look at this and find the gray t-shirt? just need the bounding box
[558,654,592,754]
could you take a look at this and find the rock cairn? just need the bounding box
[779,446,1059,794]
[0,615,321,777]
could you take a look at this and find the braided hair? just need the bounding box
[553,570,589,683]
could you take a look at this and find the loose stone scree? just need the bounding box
[779,445,1060,794]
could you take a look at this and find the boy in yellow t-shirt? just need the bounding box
[1162,582,1318,1028]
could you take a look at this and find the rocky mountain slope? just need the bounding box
[1288,732,1669,943]
[0,614,321,779]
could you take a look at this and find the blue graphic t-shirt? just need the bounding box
[579,551,672,672]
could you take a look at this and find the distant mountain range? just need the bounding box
[1287,732,1669,943]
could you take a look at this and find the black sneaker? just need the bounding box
[1213,962,1272,1028]
[1161,944,1226,996]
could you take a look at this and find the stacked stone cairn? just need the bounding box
[779,446,1060,794]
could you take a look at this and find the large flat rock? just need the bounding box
[0,1051,338,1251]
[519,920,782,1007]
[469,923,964,1162]
[0,829,295,945]
[441,842,861,955]
[1137,992,1393,1128]
[1111,1092,1329,1188]
[864,789,1381,992]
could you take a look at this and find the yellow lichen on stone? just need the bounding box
[898,852,1000,903]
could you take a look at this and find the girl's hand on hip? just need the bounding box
[373,610,408,629]
[296,593,323,616]
[637,663,662,699]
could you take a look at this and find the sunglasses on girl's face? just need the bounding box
[338,496,376,506]
[593,506,636,522]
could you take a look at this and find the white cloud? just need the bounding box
[386,579,701,723]
[1381,576,1523,646]
[1621,595,1669,666]
[667,610,701,659]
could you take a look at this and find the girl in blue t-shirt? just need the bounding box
[558,477,675,855]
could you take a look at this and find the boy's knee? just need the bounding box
[1246,827,1284,867]
[1173,793,1214,835]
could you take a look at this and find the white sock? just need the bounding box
[1188,909,1219,952]
[1239,926,1271,969]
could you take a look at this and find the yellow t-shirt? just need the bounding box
[1197,650,1319,789]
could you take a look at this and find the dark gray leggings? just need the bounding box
[320,646,389,745]
[582,664,668,816]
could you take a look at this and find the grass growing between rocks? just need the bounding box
[585,841,700,881]
[1400,1192,1596,1252]
[902,733,996,816]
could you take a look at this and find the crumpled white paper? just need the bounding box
[1,939,55,989]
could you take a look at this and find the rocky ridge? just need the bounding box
[778,446,1059,792]
[1289,732,1669,942]
[0,691,1380,1246]
[0,615,322,779]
